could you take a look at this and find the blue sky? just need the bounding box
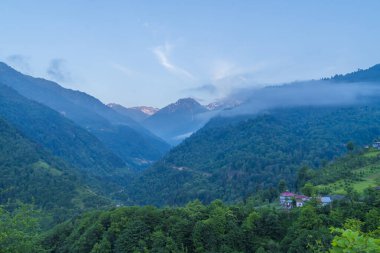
[1,0,380,107]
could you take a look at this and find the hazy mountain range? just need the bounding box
[0,62,169,169]
[108,98,226,145]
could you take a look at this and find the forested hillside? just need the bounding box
[0,117,111,223]
[0,83,124,174]
[128,105,380,206]
[3,145,380,252]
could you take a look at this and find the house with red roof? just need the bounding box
[280,192,296,209]
[280,192,310,209]
[280,192,334,208]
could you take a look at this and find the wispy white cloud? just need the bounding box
[153,43,194,80]
[212,60,237,81]
[111,63,135,77]
[183,60,271,103]
[211,60,266,83]
[205,60,260,98]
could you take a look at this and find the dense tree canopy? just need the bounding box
[0,117,112,224]
[41,187,380,253]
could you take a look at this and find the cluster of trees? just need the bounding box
[1,186,379,252]
[0,204,45,252]
[38,186,379,253]
[128,105,380,206]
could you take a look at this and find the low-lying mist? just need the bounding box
[215,81,380,117]
[185,80,380,138]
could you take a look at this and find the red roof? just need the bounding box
[280,192,295,197]
[295,195,308,199]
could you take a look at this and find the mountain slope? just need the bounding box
[129,104,380,206]
[0,116,111,222]
[0,62,169,168]
[143,98,209,145]
[0,83,124,173]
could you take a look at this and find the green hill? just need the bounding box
[0,83,125,174]
[0,117,111,223]
[128,105,380,206]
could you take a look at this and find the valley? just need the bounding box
[1,11,380,251]
[1,62,380,251]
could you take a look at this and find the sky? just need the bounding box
[0,0,380,108]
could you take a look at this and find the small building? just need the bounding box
[320,196,332,206]
[279,192,335,208]
[280,192,311,209]
[296,199,304,207]
[280,191,295,200]
[295,194,309,201]
[372,142,380,149]
[280,192,296,209]
[295,194,309,207]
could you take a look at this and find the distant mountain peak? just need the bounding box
[206,100,243,111]
[107,103,159,123]
[108,103,158,116]
[163,98,206,113]
[175,97,200,104]
[142,98,209,145]
[130,106,159,116]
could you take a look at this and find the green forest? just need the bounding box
[127,105,380,206]
[0,116,113,224]
[3,185,380,252]
[2,147,380,252]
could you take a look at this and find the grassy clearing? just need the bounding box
[316,161,380,194]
